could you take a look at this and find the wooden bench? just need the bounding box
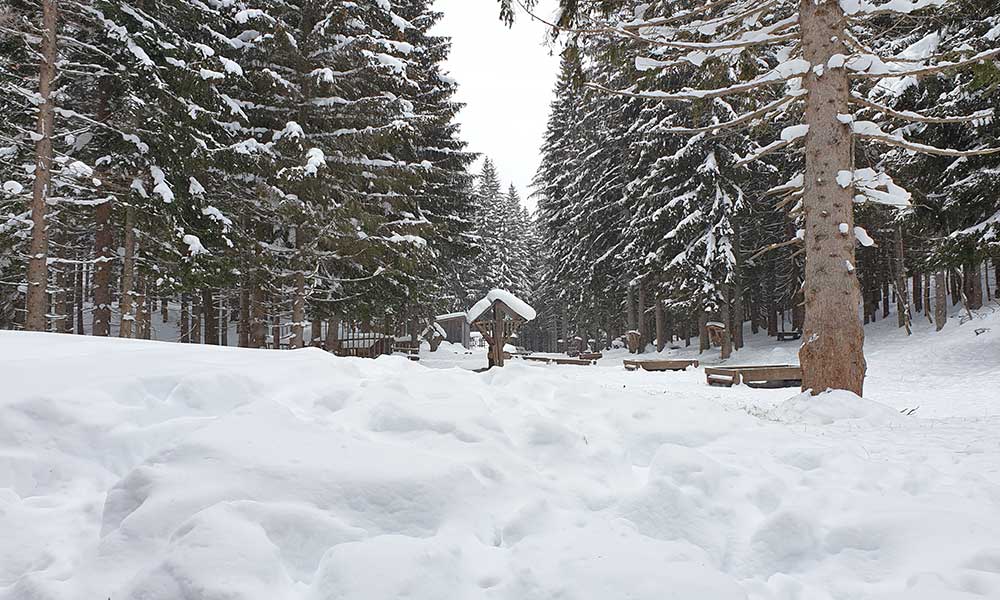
[552,357,597,366]
[578,352,603,361]
[704,364,802,388]
[522,356,596,366]
[776,331,802,341]
[623,359,699,372]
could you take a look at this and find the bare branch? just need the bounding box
[748,236,802,262]
[854,122,1000,156]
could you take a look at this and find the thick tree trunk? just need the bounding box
[923,273,932,323]
[325,317,340,352]
[271,314,281,349]
[798,0,865,395]
[202,288,218,345]
[965,262,983,310]
[934,270,947,331]
[92,80,114,337]
[913,272,923,313]
[119,206,136,338]
[24,0,59,332]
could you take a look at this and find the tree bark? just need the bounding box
[24,0,59,331]
[654,294,665,352]
[934,270,947,331]
[75,258,85,334]
[290,272,305,349]
[636,281,647,349]
[913,272,923,313]
[91,79,114,337]
[180,295,190,343]
[698,308,709,354]
[250,286,266,348]
[119,206,136,338]
[720,285,732,360]
[192,294,202,343]
[239,282,251,347]
[923,273,932,323]
[220,295,229,346]
[893,224,911,334]
[798,0,866,395]
[202,288,218,345]
[965,262,983,310]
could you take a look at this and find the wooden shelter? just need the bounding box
[435,312,471,348]
[466,290,536,368]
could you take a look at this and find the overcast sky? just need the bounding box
[431,0,561,212]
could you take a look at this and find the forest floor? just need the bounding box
[2,305,999,600]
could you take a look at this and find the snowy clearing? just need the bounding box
[2,311,999,600]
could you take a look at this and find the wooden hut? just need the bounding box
[466,290,536,368]
[435,312,471,348]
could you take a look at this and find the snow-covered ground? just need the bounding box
[2,307,999,600]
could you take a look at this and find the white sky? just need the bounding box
[431,0,561,212]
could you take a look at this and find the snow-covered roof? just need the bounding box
[435,312,466,321]
[466,289,537,323]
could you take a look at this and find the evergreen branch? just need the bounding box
[850,93,994,124]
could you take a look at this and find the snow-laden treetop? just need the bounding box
[466,289,537,323]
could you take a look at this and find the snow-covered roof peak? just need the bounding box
[466,289,537,323]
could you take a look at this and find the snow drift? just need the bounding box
[2,328,999,600]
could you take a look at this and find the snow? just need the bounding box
[2,308,1000,600]
[466,289,537,323]
[2,181,23,195]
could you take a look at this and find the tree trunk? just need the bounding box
[923,273,932,323]
[239,283,251,347]
[698,309,709,354]
[637,281,647,349]
[220,296,229,346]
[325,317,340,352]
[250,286,266,348]
[91,79,114,337]
[913,272,923,313]
[290,272,305,349]
[934,270,947,331]
[24,0,59,332]
[626,286,636,332]
[202,288,218,345]
[720,285,732,360]
[135,278,148,339]
[75,258,85,334]
[180,295,190,343]
[119,206,136,338]
[271,314,281,349]
[893,224,911,334]
[798,0,866,395]
[654,294,665,352]
[965,262,983,310]
[161,296,169,323]
[192,294,202,343]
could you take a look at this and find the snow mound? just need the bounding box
[770,389,906,426]
[2,330,1000,600]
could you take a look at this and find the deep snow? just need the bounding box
[1,308,999,600]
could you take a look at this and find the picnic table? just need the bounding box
[623,358,699,372]
[704,364,802,388]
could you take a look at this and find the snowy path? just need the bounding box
[1,311,999,600]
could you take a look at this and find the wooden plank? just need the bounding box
[523,356,553,364]
[578,352,603,360]
[623,359,699,372]
[552,358,596,366]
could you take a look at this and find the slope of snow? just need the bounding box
[2,308,999,600]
